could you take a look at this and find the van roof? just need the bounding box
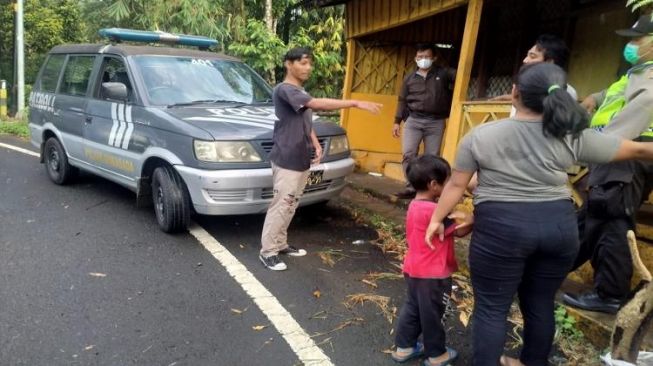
[49,43,240,61]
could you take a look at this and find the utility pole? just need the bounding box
[14,0,25,119]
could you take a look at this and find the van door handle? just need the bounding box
[85,116,93,124]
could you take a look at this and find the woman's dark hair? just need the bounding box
[535,34,569,69]
[284,47,313,62]
[516,62,589,139]
[406,155,451,191]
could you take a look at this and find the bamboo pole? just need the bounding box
[341,38,357,131]
[441,0,483,161]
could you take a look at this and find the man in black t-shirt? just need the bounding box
[260,47,382,271]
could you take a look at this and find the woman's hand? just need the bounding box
[425,221,445,249]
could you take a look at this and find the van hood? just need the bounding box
[166,105,345,140]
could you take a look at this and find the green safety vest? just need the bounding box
[589,61,653,137]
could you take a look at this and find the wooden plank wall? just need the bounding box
[345,0,468,38]
[349,7,466,96]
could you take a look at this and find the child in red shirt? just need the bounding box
[392,155,473,366]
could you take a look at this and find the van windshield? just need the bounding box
[133,56,272,106]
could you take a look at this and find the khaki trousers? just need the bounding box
[260,164,309,257]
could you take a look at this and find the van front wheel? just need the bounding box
[44,137,77,185]
[151,166,190,233]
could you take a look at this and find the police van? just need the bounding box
[29,28,354,233]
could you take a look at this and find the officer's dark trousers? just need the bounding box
[573,159,653,299]
[470,201,578,366]
[395,276,452,358]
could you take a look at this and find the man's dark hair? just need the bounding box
[284,47,313,62]
[406,155,451,191]
[415,43,437,55]
[517,62,588,139]
[535,34,569,69]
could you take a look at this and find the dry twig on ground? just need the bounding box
[344,293,397,324]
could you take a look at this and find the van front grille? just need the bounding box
[205,189,248,201]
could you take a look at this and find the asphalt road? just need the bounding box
[0,134,472,366]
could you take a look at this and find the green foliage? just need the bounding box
[289,10,345,98]
[554,306,583,340]
[0,0,86,115]
[228,19,286,83]
[0,119,30,138]
[1,0,347,110]
[102,0,228,45]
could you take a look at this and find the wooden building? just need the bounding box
[305,0,635,181]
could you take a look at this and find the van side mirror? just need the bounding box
[101,82,128,101]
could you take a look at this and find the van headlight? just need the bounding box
[328,135,349,155]
[194,140,262,162]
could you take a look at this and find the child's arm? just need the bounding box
[449,211,474,237]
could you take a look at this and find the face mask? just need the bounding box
[624,43,640,65]
[416,58,433,69]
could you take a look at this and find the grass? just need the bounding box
[0,117,30,138]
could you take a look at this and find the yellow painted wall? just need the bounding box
[567,8,631,99]
[344,92,402,154]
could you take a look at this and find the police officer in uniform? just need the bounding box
[564,15,653,313]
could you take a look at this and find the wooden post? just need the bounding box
[341,38,357,131]
[441,0,483,162]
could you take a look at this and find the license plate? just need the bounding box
[307,170,324,186]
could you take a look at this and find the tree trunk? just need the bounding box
[610,231,653,363]
[264,0,274,33]
[264,0,275,84]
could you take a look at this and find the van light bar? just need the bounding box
[98,28,218,49]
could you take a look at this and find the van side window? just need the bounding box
[98,57,133,101]
[38,55,66,93]
[60,56,96,97]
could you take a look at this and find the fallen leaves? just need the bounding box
[361,279,378,288]
[362,271,404,287]
[313,289,322,298]
[344,293,396,324]
[231,307,248,315]
[252,325,268,331]
[317,249,348,267]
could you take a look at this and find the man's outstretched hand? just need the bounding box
[355,101,383,114]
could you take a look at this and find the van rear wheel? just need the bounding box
[44,137,77,185]
[151,166,190,233]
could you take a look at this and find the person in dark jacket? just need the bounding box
[392,44,456,199]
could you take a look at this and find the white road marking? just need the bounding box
[0,142,39,158]
[1,141,334,365]
[188,224,334,366]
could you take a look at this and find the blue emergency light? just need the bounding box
[98,28,218,49]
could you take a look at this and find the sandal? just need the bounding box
[422,347,458,366]
[391,342,424,363]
